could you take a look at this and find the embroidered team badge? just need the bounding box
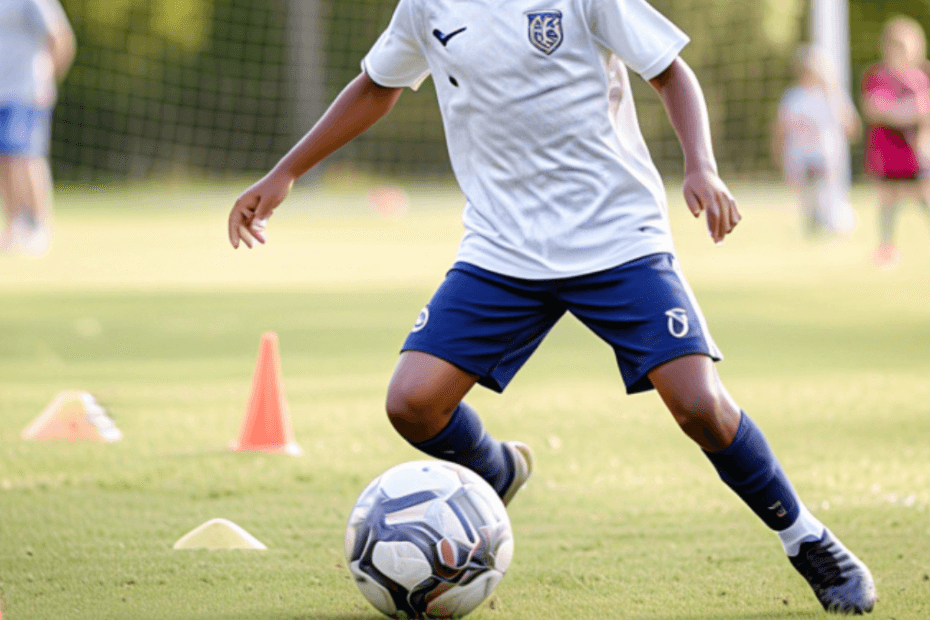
[411,307,430,333]
[665,308,689,338]
[526,10,563,55]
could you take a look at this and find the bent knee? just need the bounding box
[667,389,722,424]
[666,389,737,451]
[385,381,456,436]
[385,382,437,421]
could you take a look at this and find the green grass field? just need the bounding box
[1,180,929,619]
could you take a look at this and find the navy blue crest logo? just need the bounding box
[526,10,563,55]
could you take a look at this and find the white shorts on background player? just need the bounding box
[362,0,690,280]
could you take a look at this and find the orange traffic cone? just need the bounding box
[230,333,301,455]
[22,391,122,442]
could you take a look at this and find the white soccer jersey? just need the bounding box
[363,0,689,279]
[0,0,68,107]
[778,85,850,171]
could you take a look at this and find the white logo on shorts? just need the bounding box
[411,307,429,333]
[665,308,689,338]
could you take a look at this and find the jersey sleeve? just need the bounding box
[586,0,689,80]
[361,0,430,91]
[30,0,70,37]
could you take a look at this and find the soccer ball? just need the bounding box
[344,460,514,619]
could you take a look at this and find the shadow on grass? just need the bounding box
[265,615,379,620]
[121,609,824,620]
[127,612,824,620]
[635,612,821,620]
[128,614,379,620]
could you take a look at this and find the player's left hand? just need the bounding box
[682,169,741,245]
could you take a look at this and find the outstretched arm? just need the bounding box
[45,3,75,82]
[649,57,740,244]
[229,72,403,248]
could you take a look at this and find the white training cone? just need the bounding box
[22,391,122,442]
[172,518,267,550]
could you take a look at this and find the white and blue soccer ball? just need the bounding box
[344,460,514,619]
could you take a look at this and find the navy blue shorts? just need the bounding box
[402,253,722,394]
[0,104,51,156]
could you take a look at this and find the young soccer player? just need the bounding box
[773,45,860,237]
[0,0,75,256]
[229,0,876,613]
[862,15,930,267]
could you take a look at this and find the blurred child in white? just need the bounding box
[773,45,860,238]
[861,16,930,266]
[0,0,75,256]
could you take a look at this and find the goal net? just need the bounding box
[53,0,905,184]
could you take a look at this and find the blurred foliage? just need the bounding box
[49,0,930,181]
[72,0,212,53]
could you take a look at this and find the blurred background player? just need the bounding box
[861,15,930,267]
[0,0,75,257]
[773,45,860,238]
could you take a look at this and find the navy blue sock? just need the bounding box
[411,402,514,497]
[703,412,801,531]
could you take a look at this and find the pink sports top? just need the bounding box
[862,64,930,178]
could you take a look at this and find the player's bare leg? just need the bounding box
[876,180,902,267]
[917,177,930,227]
[0,155,52,255]
[648,354,876,614]
[22,157,53,223]
[800,167,830,238]
[0,157,14,250]
[800,181,821,237]
[386,351,532,505]
[386,351,477,441]
[648,353,739,451]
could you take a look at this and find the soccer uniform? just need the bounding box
[349,3,877,611]
[862,63,930,180]
[363,0,720,393]
[0,0,68,156]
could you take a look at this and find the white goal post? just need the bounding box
[812,0,852,91]
[811,0,854,188]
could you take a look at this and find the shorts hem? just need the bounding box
[625,349,723,395]
[0,148,48,157]
[399,346,506,393]
[869,171,920,182]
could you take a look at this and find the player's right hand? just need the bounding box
[228,170,295,249]
[682,169,741,245]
